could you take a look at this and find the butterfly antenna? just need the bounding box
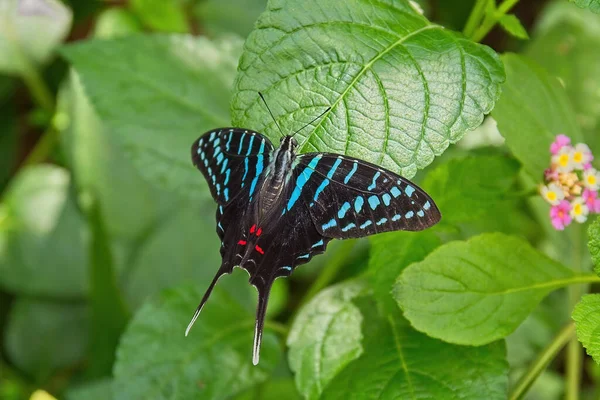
[258,92,285,137]
[291,106,331,138]
[251,281,273,365]
[185,267,227,337]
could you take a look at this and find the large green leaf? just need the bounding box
[572,294,600,364]
[421,155,520,225]
[527,2,600,149]
[287,281,369,400]
[114,285,281,400]
[4,298,88,381]
[0,0,72,74]
[368,230,440,314]
[569,0,600,13]
[394,233,577,345]
[62,35,243,199]
[321,301,508,399]
[0,165,88,297]
[492,54,583,179]
[232,0,504,178]
[59,71,175,241]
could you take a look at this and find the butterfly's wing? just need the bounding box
[192,128,274,206]
[186,128,275,349]
[290,153,441,238]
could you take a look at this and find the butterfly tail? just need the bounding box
[252,279,273,365]
[185,264,230,337]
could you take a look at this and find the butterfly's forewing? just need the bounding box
[292,153,441,238]
[192,128,274,206]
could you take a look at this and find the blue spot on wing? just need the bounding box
[405,185,415,197]
[312,239,324,248]
[342,223,356,232]
[338,202,351,218]
[368,171,381,190]
[360,220,372,229]
[368,196,381,210]
[288,155,322,211]
[391,187,401,198]
[405,211,414,218]
[354,197,364,212]
[344,161,358,184]
[322,218,337,230]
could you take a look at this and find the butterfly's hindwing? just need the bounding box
[293,153,441,239]
[192,128,274,206]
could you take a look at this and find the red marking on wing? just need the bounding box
[238,240,247,245]
[250,224,256,234]
[255,245,264,254]
[256,228,262,236]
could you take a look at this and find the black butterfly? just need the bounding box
[185,95,441,365]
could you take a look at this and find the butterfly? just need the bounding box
[185,94,441,365]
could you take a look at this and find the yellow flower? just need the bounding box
[540,183,565,205]
[584,168,600,190]
[570,197,589,223]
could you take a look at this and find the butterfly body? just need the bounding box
[187,127,441,365]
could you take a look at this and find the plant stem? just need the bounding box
[22,124,60,167]
[566,225,585,400]
[471,0,521,42]
[20,62,55,114]
[509,323,576,400]
[463,0,489,38]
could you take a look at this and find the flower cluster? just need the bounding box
[540,134,599,230]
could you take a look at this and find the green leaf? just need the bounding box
[0,0,72,74]
[321,303,508,399]
[590,216,600,274]
[573,294,600,364]
[121,204,222,309]
[569,0,600,13]
[526,2,600,150]
[422,155,520,225]
[61,35,243,200]
[114,285,282,400]
[86,201,130,379]
[492,53,583,179]
[232,0,505,178]
[4,298,88,381]
[287,280,369,400]
[234,379,302,400]
[498,14,529,39]
[0,165,88,297]
[195,0,266,38]
[65,379,113,400]
[130,0,189,33]
[59,70,175,241]
[394,233,576,345]
[93,8,143,39]
[368,231,440,314]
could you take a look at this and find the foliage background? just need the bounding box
[1,0,600,399]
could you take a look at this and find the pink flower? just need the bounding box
[583,189,600,213]
[550,200,572,230]
[544,168,559,182]
[584,163,593,170]
[550,134,571,155]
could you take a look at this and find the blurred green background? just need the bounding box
[1,0,600,399]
